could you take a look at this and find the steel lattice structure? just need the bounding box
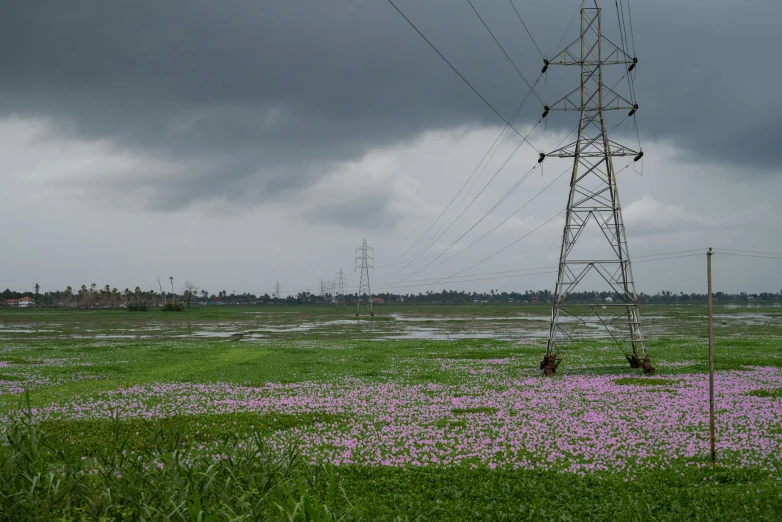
[355,239,375,317]
[541,0,653,375]
[335,268,347,307]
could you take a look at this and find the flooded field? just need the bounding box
[1,303,780,342]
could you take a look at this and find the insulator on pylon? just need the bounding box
[538,152,546,164]
[628,57,638,72]
[628,104,638,117]
[542,105,550,118]
[541,59,549,74]
[634,151,644,162]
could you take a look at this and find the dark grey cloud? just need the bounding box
[302,193,404,231]
[0,0,779,212]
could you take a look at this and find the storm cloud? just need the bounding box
[1,0,779,213]
[0,1,780,294]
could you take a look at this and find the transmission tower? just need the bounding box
[540,0,654,376]
[273,280,282,302]
[355,239,374,317]
[327,280,335,306]
[335,268,347,307]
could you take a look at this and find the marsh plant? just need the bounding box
[0,405,348,521]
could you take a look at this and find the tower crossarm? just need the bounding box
[544,139,638,158]
[546,85,635,112]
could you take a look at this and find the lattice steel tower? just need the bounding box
[355,239,374,317]
[540,0,653,375]
[335,268,347,307]
[273,280,282,302]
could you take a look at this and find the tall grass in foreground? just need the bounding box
[0,410,348,521]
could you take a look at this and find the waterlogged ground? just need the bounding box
[0,304,781,519]
[1,302,781,341]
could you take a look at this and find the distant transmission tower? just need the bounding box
[540,0,653,376]
[320,279,326,303]
[273,280,282,302]
[325,280,333,306]
[335,268,347,307]
[355,239,374,317]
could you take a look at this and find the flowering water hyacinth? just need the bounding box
[4,367,781,474]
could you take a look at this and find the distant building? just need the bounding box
[605,297,613,303]
[372,297,384,304]
[4,297,35,308]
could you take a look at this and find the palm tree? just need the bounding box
[34,283,40,304]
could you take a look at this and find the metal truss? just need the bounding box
[355,239,375,317]
[542,1,653,375]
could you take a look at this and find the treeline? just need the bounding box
[368,289,782,304]
[2,286,780,308]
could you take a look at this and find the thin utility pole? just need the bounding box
[707,247,716,462]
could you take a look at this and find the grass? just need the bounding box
[614,377,680,386]
[0,303,780,519]
[747,388,782,398]
[0,414,348,521]
[451,407,499,415]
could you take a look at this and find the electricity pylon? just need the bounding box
[355,239,374,317]
[335,268,347,307]
[273,280,282,302]
[540,0,653,375]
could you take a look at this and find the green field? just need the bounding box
[0,303,780,520]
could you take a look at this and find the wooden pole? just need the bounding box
[707,247,715,462]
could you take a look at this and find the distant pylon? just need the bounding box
[335,268,347,307]
[540,0,653,376]
[355,239,374,317]
[320,279,326,303]
[273,280,282,302]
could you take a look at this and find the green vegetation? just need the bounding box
[0,303,780,520]
[614,377,680,386]
[747,388,782,398]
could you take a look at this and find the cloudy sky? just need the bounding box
[1,0,780,296]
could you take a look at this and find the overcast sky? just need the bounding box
[1,0,780,296]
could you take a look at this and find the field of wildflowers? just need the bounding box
[0,303,780,520]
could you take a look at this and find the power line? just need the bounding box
[381,75,543,269]
[714,252,782,261]
[398,162,543,279]
[467,0,544,105]
[418,164,571,274]
[625,0,637,57]
[551,7,580,59]
[714,247,782,257]
[386,0,537,145]
[507,0,545,60]
[371,250,709,293]
[442,208,566,281]
[386,115,542,275]
[399,121,542,270]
